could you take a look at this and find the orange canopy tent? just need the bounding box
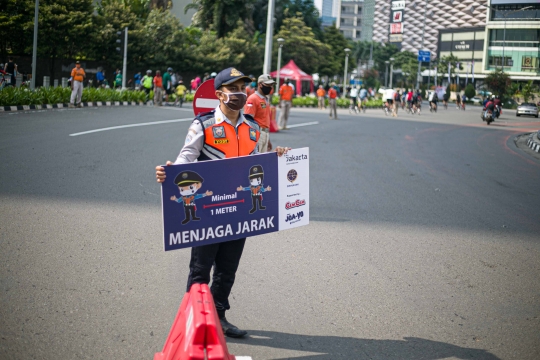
[270,60,314,96]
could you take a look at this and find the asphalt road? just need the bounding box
[1,103,539,360]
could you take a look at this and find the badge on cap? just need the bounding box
[249,128,257,141]
[213,126,226,138]
[230,68,242,76]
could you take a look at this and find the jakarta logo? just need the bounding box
[287,169,298,183]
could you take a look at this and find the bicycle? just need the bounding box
[0,71,13,90]
[383,102,391,116]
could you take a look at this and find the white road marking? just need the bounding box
[69,118,193,136]
[286,121,319,128]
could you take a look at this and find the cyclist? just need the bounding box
[384,88,396,116]
[456,93,461,109]
[394,90,401,116]
[429,91,438,112]
[348,86,359,114]
[358,87,368,112]
[401,91,407,110]
[461,93,467,110]
[413,90,422,113]
[442,92,449,109]
[406,89,413,112]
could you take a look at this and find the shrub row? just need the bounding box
[0,87,147,106]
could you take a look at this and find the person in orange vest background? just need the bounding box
[155,67,290,338]
[70,61,86,107]
[278,77,294,130]
[316,85,326,110]
[244,74,275,153]
[328,82,338,119]
[246,75,257,97]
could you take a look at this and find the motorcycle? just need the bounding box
[494,105,501,119]
[482,110,493,125]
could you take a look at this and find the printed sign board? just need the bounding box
[161,148,310,251]
[193,79,219,115]
[418,50,431,63]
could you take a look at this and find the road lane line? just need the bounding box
[287,121,319,128]
[69,118,193,136]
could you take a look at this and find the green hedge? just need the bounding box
[269,95,383,108]
[0,87,147,106]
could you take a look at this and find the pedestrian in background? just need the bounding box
[4,57,17,87]
[153,70,163,106]
[190,79,197,92]
[114,69,122,89]
[278,77,294,130]
[244,74,275,153]
[316,85,326,110]
[70,61,85,108]
[163,67,173,102]
[328,82,338,119]
[96,67,105,88]
[246,76,256,97]
[142,70,153,101]
[134,72,141,90]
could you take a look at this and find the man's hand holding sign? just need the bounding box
[154,67,307,340]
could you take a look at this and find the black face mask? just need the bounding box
[260,85,272,95]
[220,91,247,111]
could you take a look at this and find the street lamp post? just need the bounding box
[276,38,285,99]
[343,48,351,97]
[389,57,395,88]
[470,5,532,72]
[384,61,389,87]
[31,0,39,90]
[263,0,276,74]
[416,0,428,90]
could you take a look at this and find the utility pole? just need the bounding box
[263,0,275,74]
[31,0,39,90]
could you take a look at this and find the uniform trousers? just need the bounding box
[70,80,83,105]
[318,97,325,109]
[329,98,337,119]
[278,100,292,129]
[257,129,269,153]
[186,238,246,317]
[154,87,163,106]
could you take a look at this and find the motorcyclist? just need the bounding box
[493,95,502,117]
[483,97,495,120]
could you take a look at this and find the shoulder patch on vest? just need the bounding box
[212,126,226,138]
[249,128,257,141]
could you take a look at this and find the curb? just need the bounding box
[526,132,540,153]
[0,101,145,112]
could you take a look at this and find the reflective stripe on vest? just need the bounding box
[197,117,259,161]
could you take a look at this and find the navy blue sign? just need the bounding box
[162,153,280,251]
[418,50,431,63]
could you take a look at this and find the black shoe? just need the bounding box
[249,208,256,214]
[259,206,266,210]
[220,317,247,338]
[181,218,190,225]
[192,217,201,221]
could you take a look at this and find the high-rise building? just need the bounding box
[373,0,489,59]
[336,0,364,40]
[318,0,340,27]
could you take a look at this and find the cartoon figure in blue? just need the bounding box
[237,165,271,214]
[171,170,213,224]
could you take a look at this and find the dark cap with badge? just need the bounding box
[174,170,204,186]
[249,165,264,179]
[214,67,252,90]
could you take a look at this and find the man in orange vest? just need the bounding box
[316,85,326,110]
[70,61,86,107]
[328,82,338,119]
[244,74,275,153]
[155,67,290,338]
[278,77,294,130]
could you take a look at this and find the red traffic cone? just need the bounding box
[269,106,279,133]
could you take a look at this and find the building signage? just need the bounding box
[454,40,472,51]
[389,0,404,43]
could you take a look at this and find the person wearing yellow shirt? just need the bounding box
[174,80,187,107]
[70,61,86,107]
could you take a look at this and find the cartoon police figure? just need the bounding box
[237,165,271,214]
[171,170,213,225]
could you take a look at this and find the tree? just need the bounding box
[0,0,34,59]
[362,68,379,89]
[318,25,353,78]
[484,69,511,98]
[438,53,463,85]
[186,0,256,38]
[464,83,475,99]
[272,16,330,75]
[37,0,96,80]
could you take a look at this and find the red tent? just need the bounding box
[270,60,314,96]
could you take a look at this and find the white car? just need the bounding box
[471,96,483,104]
[516,103,539,118]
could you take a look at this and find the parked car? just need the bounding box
[516,103,539,118]
[471,96,483,104]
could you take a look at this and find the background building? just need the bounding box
[317,0,340,27]
[482,0,540,80]
[336,0,364,40]
[373,0,488,59]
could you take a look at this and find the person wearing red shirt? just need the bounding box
[328,83,338,119]
[153,70,164,106]
[244,74,275,153]
[278,78,295,130]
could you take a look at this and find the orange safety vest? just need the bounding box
[196,111,260,161]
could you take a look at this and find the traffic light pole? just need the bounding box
[122,27,128,89]
[416,0,428,90]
